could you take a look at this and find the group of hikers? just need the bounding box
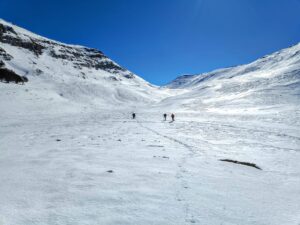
[163,113,175,121]
[132,113,175,122]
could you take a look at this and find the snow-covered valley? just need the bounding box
[1,110,299,225]
[0,19,300,225]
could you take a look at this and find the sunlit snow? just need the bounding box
[0,19,299,225]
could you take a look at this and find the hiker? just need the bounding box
[132,112,136,119]
[163,113,167,121]
[171,113,175,121]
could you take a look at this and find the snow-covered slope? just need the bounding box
[0,19,167,116]
[3,18,298,116]
[1,19,300,225]
[164,43,300,115]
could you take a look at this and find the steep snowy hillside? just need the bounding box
[164,43,300,116]
[0,19,167,116]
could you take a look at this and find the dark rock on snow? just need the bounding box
[0,68,28,84]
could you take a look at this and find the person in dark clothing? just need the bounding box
[163,113,167,121]
[132,113,136,119]
[171,113,175,121]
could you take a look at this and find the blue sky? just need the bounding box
[1,0,300,85]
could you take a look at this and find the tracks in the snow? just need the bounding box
[137,120,199,224]
[137,121,198,154]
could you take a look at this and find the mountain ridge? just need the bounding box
[1,18,299,116]
[0,19,135,78]
[0,18,169,112]
[167,42,300,89]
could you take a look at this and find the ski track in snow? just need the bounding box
[137,120,200,224]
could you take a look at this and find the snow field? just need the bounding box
[0,111,299,225]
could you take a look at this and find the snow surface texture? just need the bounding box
[0,19,300,225]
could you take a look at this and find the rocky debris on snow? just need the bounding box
[147,145,164,148]
[153,155,169,159]
[0,23,44,56]
[108,76,119,81]
[123,73,134,79]
[0,23,17,35]
[0,47,13,61]
[35,69,43,76]
[0,68,28,84]
[219,159,262,170]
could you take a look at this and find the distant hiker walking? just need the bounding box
[163,113,167,121]
[132,112,136,119]
[171,113,175,122]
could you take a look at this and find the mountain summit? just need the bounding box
[0,19,165,113]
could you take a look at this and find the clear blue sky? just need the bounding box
[1,0,300,85]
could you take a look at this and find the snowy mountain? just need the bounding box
[0,19,168,116]
[164,43,300,116]
[2,18,298,115]
[1,19,300,225]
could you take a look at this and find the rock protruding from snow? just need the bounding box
[0,20,133,77]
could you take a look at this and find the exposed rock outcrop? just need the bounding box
[0,21,134,78]
[0,68,28,84]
